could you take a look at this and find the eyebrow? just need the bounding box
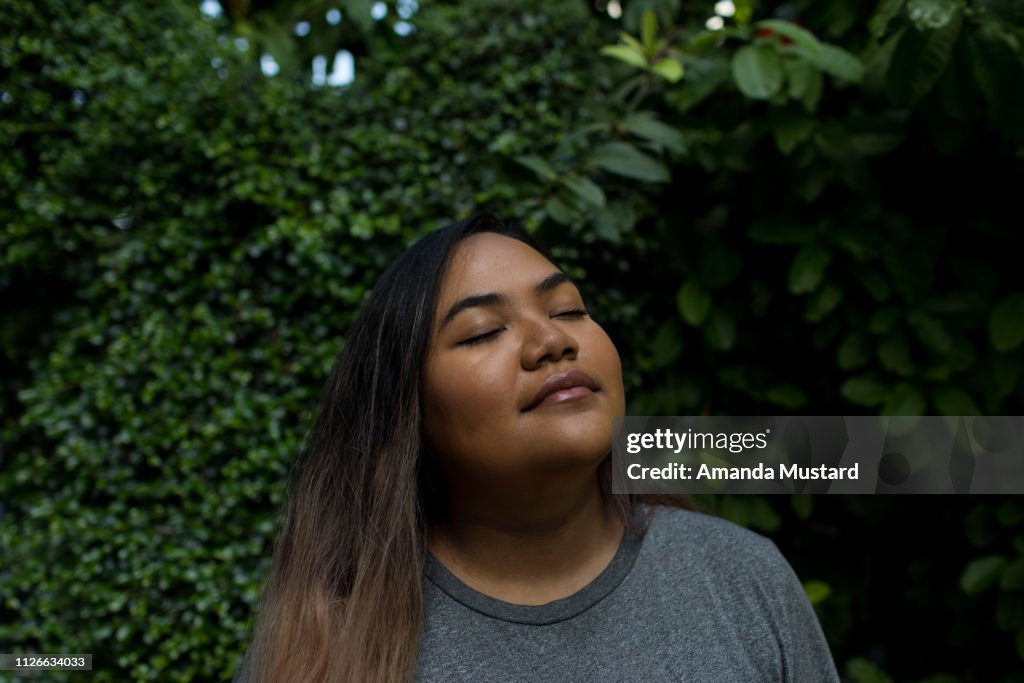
[439,271,575,329]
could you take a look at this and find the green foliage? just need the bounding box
[2,0,1023,681]
[0,0,600,679]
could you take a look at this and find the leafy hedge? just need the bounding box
[1,0,1022,681]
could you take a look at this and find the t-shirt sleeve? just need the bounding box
[760,538,841,683]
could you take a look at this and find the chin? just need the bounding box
[528,424,614,469]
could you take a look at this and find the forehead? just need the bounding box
[438,233,559,299]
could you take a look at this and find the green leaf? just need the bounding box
[620,112,686,153]
[882,384,925,416]
[515,155,554,180]
[560,176,606,209]
[587,142,670,183]
[869,307,902,335]
[803,580,832,605]
[841,377,887,406]
[784,57,811,99]
[652,57,685,83]
[788,244,831,294]
[845,657,895,683]
[870,0,907,38]
[907,310,953,355]
[591,201,636,242]
[961,555,1007,595]
[878,333,913,376]
[800,65,824,111]
[861,270,891,302]
[667,59,731,113]
[805,283,843,321]
[703,309,737,351]
[732,45,784,99]
[838,333,871,370]
[756,20,822,56]
[989,292,1024,351]
[641,8,658,53]
[932,387,981,416]
[651,321,683,367]
[765,384,807,409]
[774,114,815,155]
[544,197,576,225]
[677,282,711,326]
[907,0,962,30]
[813,44,865,82]
[886,7,962,104]
[791,494,813,520]
[1003,559,1024,590]
[600,44,648,70]
[619,31,646,54]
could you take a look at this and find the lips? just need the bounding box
[522,369,599,412]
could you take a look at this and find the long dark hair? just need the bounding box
[246,214,697,682]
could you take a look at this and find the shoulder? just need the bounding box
[639,504,791,579]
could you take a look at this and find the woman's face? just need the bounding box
[422,233,626,481]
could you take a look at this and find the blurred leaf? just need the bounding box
[989,292,1024,351]
[842,377,887,406]
[757,20,823,55]
[805,283,844,321]
[515,155,555,180]
[886,7,963,103]
[765,384,807,409]
[560,175,606,209]
[804,579,832,605]
[652,57,685,83]
[600,44,648,69]
[870,307,902,335]
[544,197,576,225]
[838,332,871,370]
[620,112,686,153]
[870,0,907,38]
[791,494,813,520]
[788,244,831,294]
[845,657,895,683]
[932,387,981,416]
[677,281,711,327]
[907,0,963,30]
[879,332,913,376]
[774,114,815,154]
[882,384,925,416]
[641,8,658,53]
[908,310,953,355]
[961,555,1008,595]
[1007,560,1024,590]
[650,320,683,367]
[813,44,866,82]
[703,308,737,351]
[732,45,784,99]
[587,142,670,182]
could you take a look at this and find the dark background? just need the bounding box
[2,0,1023,680]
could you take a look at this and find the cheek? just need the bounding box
[587,326,626,413]
[422,352,517,455]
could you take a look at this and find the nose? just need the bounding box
[520,314,579,370]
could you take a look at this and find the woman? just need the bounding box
[235,215,840,682]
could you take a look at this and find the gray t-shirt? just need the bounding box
[416,505,840,682]
[233,505,840,682]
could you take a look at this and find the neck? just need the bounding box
[427,467,625,605]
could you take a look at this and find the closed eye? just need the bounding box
[553,308,589,319]
[457,328,505,346]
